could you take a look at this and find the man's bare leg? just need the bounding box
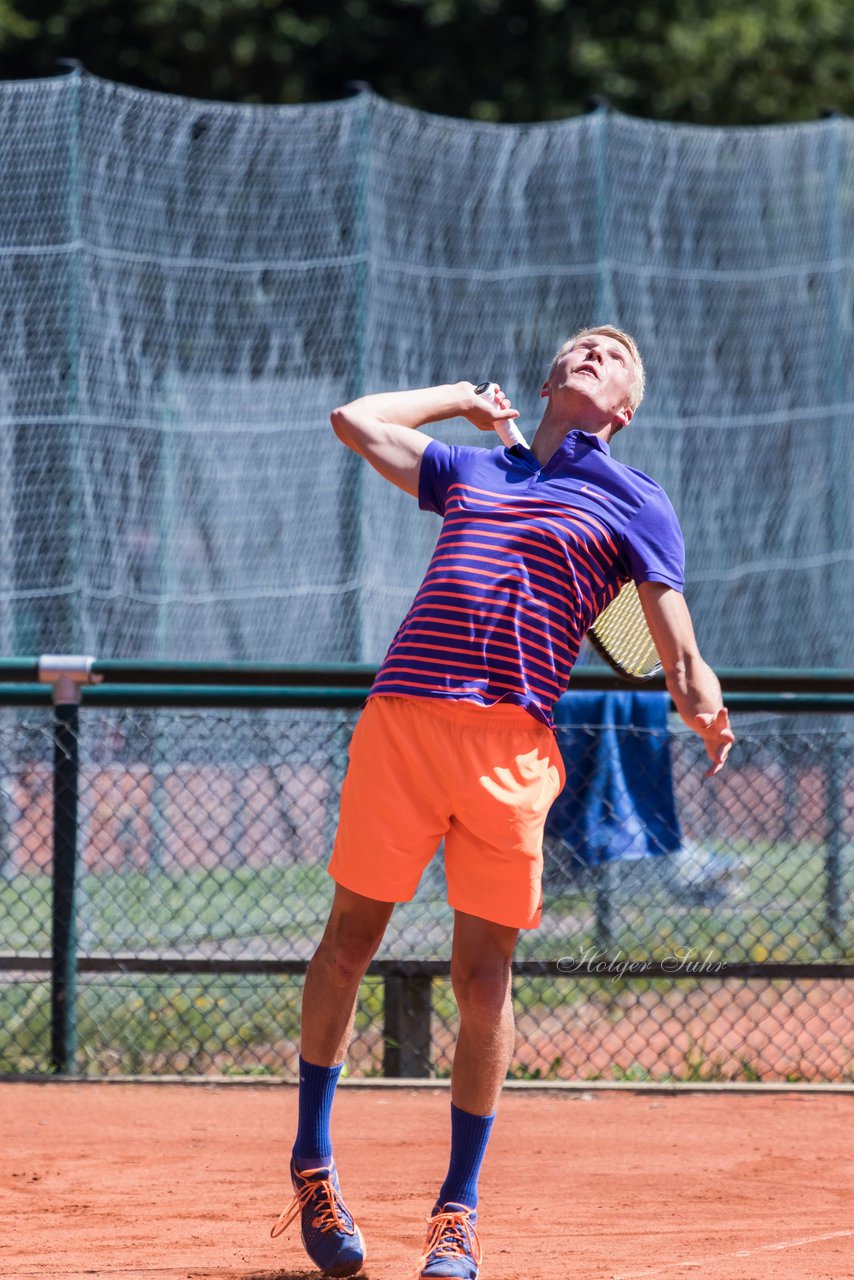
[300,882,395,1066]
[418,910,518,1277]
[280,885,395,1275]
[450,908,519,1115]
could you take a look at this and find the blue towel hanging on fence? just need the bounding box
[546,691,681,865]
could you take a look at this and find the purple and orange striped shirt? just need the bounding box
[370,430,684,728]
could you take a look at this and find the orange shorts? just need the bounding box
[328,694,566,930]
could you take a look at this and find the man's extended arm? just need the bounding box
[637,582,735,777]
[330,382,519,497]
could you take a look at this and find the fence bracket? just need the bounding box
[38,654,100,705]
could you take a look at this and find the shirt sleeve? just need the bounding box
[621,486,685,591]
[418,438,480,516]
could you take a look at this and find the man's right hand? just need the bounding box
[463,382,521,433]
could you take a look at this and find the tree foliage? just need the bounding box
[0,0,851,124]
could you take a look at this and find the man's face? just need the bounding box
[544,333,636,427]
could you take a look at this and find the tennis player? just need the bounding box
[273,326,735,1278]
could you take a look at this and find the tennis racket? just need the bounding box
[475,379,661,683]
[587,580,662,682]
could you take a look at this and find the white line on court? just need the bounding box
[612,1228,854,1279]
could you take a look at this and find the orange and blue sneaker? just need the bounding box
[419,1201,482,1279]
[270,1158,366,1277]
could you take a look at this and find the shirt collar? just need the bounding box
[579,430,611,455]
[552,429,611,459]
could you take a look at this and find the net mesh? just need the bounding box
[0,70,851,666]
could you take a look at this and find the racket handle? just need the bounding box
[473,381,528,449]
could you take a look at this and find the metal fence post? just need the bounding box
[825,742,844,945]
[383,971,432,1078]
[594,858,614,954]
[40,656,96,1074]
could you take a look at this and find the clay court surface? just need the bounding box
[2,1082,852,1280]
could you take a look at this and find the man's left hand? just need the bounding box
[694,707,735,778]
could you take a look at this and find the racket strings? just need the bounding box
[588,580,661,680]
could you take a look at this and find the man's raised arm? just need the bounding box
[637,582,735,777]
[330,382,519,497]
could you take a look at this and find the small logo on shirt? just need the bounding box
[581,484,611,500]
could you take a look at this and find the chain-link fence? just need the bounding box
[1,686,851,1082]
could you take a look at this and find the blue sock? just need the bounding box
[292,1056,342,1169]
[437,1103,496,1211]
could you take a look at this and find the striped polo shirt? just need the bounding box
[369,430,685,728]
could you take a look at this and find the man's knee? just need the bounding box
[452,957,512,1020]
[315,899,390,986]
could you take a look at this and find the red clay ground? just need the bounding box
[1,1082,852,1280]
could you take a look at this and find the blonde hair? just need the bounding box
[550,325,645,412]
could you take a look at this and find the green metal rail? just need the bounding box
[0,659,851,713]
[1,685,853,712]
[0,657,852,693]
